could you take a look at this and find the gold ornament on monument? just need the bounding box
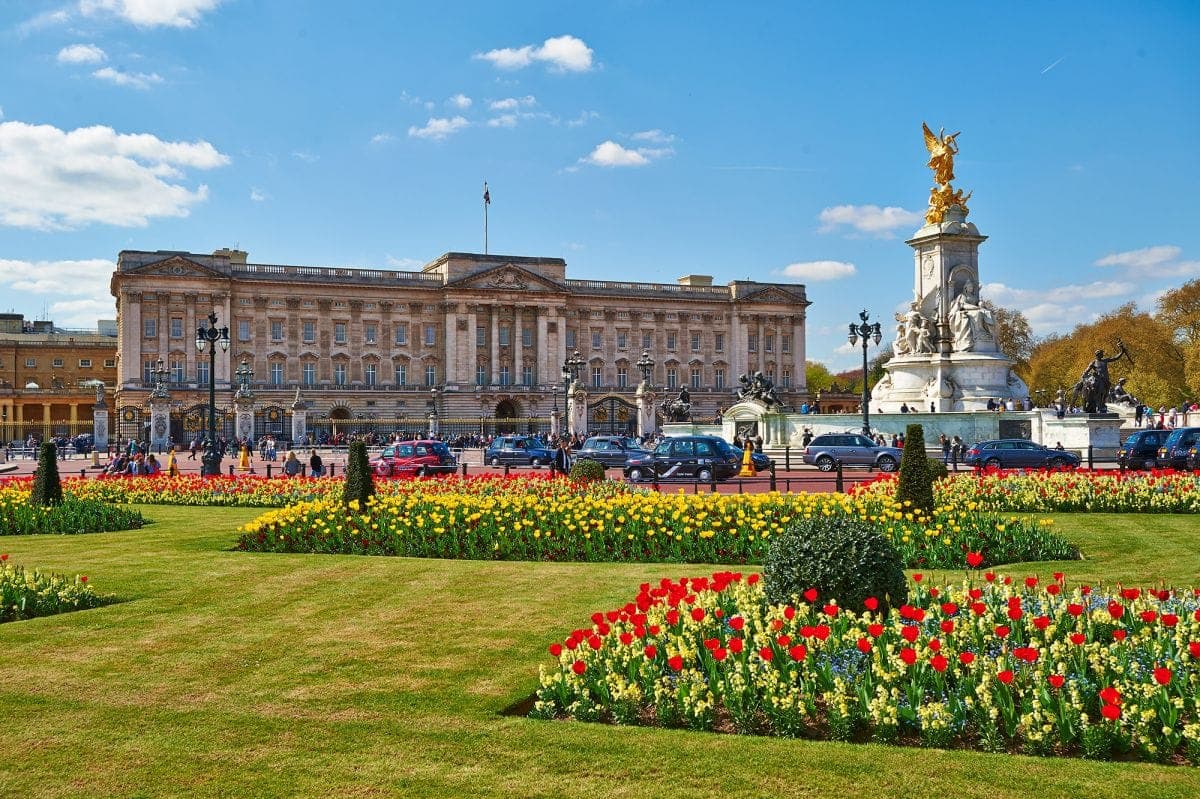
[922,122,971,225]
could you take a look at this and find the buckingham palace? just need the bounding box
[110,247,810,442]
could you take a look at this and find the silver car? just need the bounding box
[802,433,903,472]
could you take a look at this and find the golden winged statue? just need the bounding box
[922,122,960,186]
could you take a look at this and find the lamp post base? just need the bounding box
[200,448,223,477]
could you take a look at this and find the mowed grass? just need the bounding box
[1,507,1199,799]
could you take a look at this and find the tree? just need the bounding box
[1025,303,1184,409]
[342,441,376,508]
[982,300,1034,374]
[31,442,63,506]
[867,351,893,389]
[805,362,835,395]
[1157,280,1200,398]
[895,423,934,515]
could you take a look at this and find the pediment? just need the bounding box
[451,263,561,293]
[742,286,805,305]
[131,255,225,279]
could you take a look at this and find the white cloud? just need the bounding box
[817,204,924,237]
[369,132,396,145]
[291,149,319,163]
[92,66,163,89]
[385,255,424,269]
[57,43,107,64]
[631,129,674,144]
[0,258,117,326]
[983,280,1139,334]
[776,260,858,281]
[447,93,472,109]
[489,95,536,111]
[580,139,674,168]
[407,116,469,141]
[1094,244,1200,278]
[249,187,267,202]
[486,114,518,129]
[49,298,117,328]
[474,34,594,73]
[79,0,223,28]
[566,110,599,127]
[0,120,228,230]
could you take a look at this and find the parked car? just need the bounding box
[484,436,554,467]
[1117,429,1170,470]
[801,433,903,472]
[1156,426,1200,470]
[370,440,456,477]
[623,435,742,482]
[575,436,649,468]
[963,439,1080,469]
[1187,445,1199,472]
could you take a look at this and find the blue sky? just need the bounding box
[0,0,1197,370]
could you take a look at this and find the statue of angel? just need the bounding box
[923,122,960,186]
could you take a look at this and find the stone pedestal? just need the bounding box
[567,382,588,436]
[549,409,561,438]
[875,352,1028,414]
[1040,413,1124,460]
[148,396,171,452]
[428,412,439,439]
[234,395,255,443]
[635,383,657,439]
[291,405,307,445]
[93,406,109,451]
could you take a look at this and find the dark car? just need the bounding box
[1118,429,1170,470]
[370,440,456,477]
[575,436,649,468]
[963,439,1080,469]
[801,433,903,472]
[623,435,742,482]
[484,436,554,467]
[1157,427,1200,470]
[1187,445,1199,472]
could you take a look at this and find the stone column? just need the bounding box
[536,313,548,387]
[443,304,458,387]
[148,395,171,452]
[291,395,308,445]
[490,308,499,385]
[568,382,588,436]
[636,382,657,438]
[513,307,523,388]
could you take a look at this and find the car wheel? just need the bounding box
[877,456,897,473]
[984,457,1002,469]
[489,456,501,467]
[815,455,835,472]
[530,457,542,467]
[697,467,714,483]
[1048,457,1067,469]
[628,467,644,482]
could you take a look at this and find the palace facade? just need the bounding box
[111,248,810,439]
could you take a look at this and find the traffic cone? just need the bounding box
[238,445,250,472]
[738,444,756,477]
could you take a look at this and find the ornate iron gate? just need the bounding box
[588,396,636,435]
[254,405,289,441]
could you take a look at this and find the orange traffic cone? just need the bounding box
[738,444,756,477]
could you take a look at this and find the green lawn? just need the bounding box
[1,508,1198,798]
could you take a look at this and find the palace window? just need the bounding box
[522,326,533,347]
[196,361,209,385]
[714,368,725,390]
[765,333,774,353]
[565,329,576,349]
[476,326,486,347]
[238,320,251,342]
[425,365,437,386]
[334,363,347,385]
[302,363,315,385]
[522,365,534,386]
[52,358,63,368]
[270,362,283,386]
[143,360,155,383]
[617,331,627,350]
[642,332,652,350]
[334,323,347,344]
[170,360,184,383]
[271,320,284,341]
[591,366,602,388]
[424,325,436,346]
[144,319,157,338]
[782,368,791,388]
[617,367,628,388]
[748,334,758,353]
[691,332,701,352]
[303,321,316,343]
[782,334,791,354]
[499,366,510,386]
[666,368,678,389]
[104,359,116,369]
[364,363,377,386]
[170,318,183,338]
[24,358,35,368]
[691,367,702,389]
[591,330,602,349]
[395,324,408,346]
[666,332,677,351]
[499,325,511,346]
[715,333,724,352]
[395,364,408,386]
[365,325,377,344]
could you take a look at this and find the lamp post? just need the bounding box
[234,358,254,394]
[847,310,882,438]
[636,349,654,387]
[195,312,229,476]
[562,349,584,437]
[150,358,169,397]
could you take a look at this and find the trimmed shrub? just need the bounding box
[30,443,63,506]
[342,441,375,508]
[762,515,908,613]
[896,423,934,514]
[569,458,606,483]
[926,460,948,484]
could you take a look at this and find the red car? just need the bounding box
[370,440,457,477]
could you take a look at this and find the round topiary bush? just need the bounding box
[926,459,948,484]
[569,458,606,482]
[762,515,908,613]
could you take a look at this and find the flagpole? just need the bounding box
[483,181,489,255]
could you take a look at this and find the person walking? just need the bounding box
[939,433,950,464]
[552,438,572,477]
[309,449,324,477]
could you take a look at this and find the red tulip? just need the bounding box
[1162,614,1179,627]
[1007,607,1023,621]
[1053,571,1064,582]
[784,605,797,620]
[959,652,975,666]
[912,573,923,583]
[984,571,997,582]
[966,551,983,568]
[729,616,745,631]
[587,636,602,650]
[1189,642,1200,659]
[994,625,1010,639]
[1099,686,1121,705]
[1140,610,1158,624]
[1154,667,1172,686]
[703,637,720,651]
[643,645,657,659]
[690,607,705,622]
[777,634,791,647]
[940,602,958,615]
[867,623,884,638]
[1033,615,1050,631]
[970,602,986,616]
[940,620,955,634]
[1107,602,1124,620]
[1069,633,1086,646]
[713,647,728,661]
[666,610,680,625]
[997,670,1014,685]
[1048,674,1065,689]
[1067,603,1084,617]
[900,647,917,666]
[901,625,919,642]
[728,637,744,654]
[928,638,941,652]
[789,644,807,662]
[863,597,879,611]
[79,576,87,584]
[1101,703,1121,721]
[1014,646,1039,663]
[856,637,871,653]
[572,660,587,675]
[1045,584,1061,596]
[618,633,633,646]
[930,654,948,673]
[1113,629,1127,641]
[1025,576,1039,588]
[668,655,684,671]
[803,588,819,602]
[823,603,839,617]
[759,646,774,662]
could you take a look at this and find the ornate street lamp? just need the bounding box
[150,358,170,397]
[636,349,654,386]
[847,309,882,438]
[234,358,254,394]
[195,312,230,476]
[563,349,584,388]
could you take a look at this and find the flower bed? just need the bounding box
[533,569,1200,764]
[0,486,145,536]
[234,484,1077,568]
[0,554,109,622]
[853,470,1200,513]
